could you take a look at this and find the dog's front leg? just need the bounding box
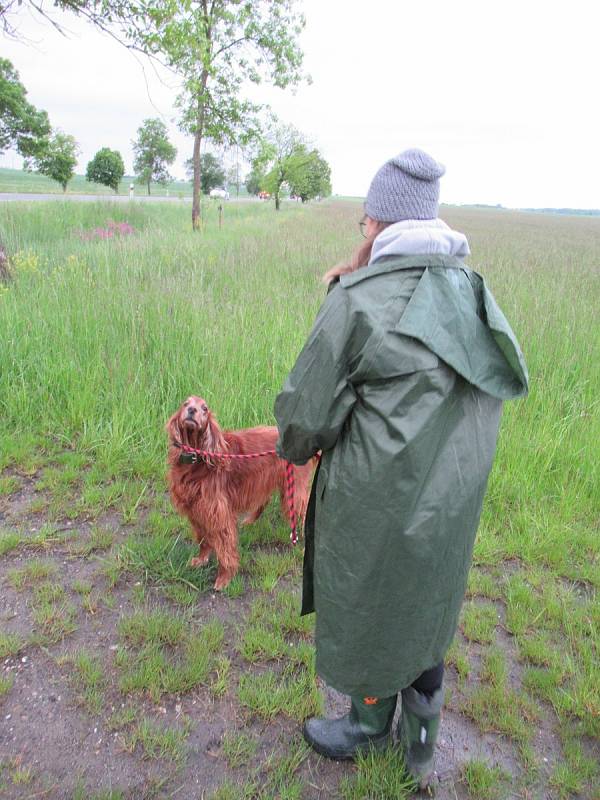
[190,523,213,567]
[213,518,239,591]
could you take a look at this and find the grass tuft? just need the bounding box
[0,632,24,659]
[237,663,322,721]
[221,730,259,769]
[0,529,20,555]
[339,745,415,799]
[462,759,510,800]
[121,717,190,762]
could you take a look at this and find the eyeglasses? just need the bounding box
[359,215,367,238]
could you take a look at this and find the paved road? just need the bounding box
[0,192,193,203]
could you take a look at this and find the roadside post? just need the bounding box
[129,183,134,200]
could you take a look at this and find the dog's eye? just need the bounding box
[183,401,189,406]
[202,404,208,412]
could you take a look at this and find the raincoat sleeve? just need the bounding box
[274,286,356,465]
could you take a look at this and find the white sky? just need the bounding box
[1,0,599,207]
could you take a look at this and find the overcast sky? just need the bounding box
[1,0,599,208]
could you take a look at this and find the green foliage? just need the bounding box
[287,145,331,202]
[26,130,79,192]
[0,57,50,159]
[86,147,125,193]
[244,166,263,196]
[252,118,306,209]
[185,152,226,194]
[132,117,176,195]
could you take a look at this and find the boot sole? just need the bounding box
[302,726,391,761]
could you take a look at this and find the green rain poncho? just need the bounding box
[275,254,528,697]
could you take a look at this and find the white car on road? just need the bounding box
[209,188,230,200]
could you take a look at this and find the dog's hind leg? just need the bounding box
[242,503,268,525]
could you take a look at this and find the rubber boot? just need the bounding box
[398,686,444,788]
[303,694,397,760]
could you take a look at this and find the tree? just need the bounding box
[132,117,177,195]
[288,146,332,203]
[245,167,264,197]
[86,147,125,193]
[1,2,148,45]
[135,1,306,230]
[252,119,307,210]
[26,130,79,192]
[226,164,240,198]
[0,58,50,159]
[185,152,226,194]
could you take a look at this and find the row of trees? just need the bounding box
[1,56,121,191]
[1,0,315,228]
[2,56,332,202]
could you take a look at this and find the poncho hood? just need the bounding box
[343,254,528,400]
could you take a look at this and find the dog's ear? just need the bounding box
[204,410,227,453]
[166,411,182,443]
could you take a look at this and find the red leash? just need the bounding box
[176,443,299,545]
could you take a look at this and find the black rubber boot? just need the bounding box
[398,686,444,788]
[303,694,397,760]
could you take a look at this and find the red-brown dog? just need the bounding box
[166,396,314,590]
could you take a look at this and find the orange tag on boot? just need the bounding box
[363,696,378,705]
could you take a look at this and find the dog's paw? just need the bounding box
[214,573,233,591]
[190,555,211,568]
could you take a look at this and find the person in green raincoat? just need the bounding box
[274,149,528,787]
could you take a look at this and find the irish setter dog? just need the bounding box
[166,396,314,590]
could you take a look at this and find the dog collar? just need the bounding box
[178,451,199,465]
[171,440,200,465]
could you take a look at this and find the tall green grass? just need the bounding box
[0,200,349,473]
[1,202,598,509]
[1,201,599,527]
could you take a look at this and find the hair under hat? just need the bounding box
[365,148,446,222]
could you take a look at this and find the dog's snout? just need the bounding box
[187,406,197,416]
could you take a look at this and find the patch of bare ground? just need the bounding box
[0,467,597,799]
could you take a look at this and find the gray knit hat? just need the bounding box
[365,148,446,222]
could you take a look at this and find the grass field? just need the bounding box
[0,198,598,799]
[0,166,251,198]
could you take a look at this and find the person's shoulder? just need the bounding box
[326,275,341,294]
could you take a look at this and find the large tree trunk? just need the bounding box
[192,71,209,232]
[192,126,202,231]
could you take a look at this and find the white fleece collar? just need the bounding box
[369,218,470,264]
